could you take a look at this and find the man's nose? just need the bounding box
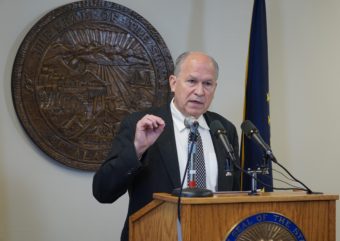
[194,83,205,96]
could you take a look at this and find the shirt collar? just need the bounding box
[170,98,210,132]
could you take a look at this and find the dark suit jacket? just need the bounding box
[93,104,240,241]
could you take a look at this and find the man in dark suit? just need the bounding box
[93,51,240,241]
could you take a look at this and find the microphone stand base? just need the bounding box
[172,187,213,197]
[248,190,260,196]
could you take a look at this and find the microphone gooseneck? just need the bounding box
[184,116,199,129]
[186,117,199,188]
[172,116,213,198]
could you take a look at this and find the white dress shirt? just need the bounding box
[170,100,218,191]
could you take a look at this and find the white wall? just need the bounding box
[0,0,339,241]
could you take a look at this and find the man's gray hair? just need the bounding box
[173,51,219,79]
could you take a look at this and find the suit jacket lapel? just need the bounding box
[155,106,182,188]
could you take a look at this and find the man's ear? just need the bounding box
[169,75,176,92]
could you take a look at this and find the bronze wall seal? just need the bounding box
[12,0,173,171]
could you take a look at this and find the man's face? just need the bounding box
[169,53,217,118]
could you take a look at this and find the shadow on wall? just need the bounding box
[0,18,47,240]
[265,1,290,159]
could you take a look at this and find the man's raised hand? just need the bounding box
[134,114,165,159]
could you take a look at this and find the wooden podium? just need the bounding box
[129,192,338,241]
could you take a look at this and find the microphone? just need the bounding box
[240,120,277,162]
[172,116,213,197]
[210,120,236,161]
[210,120,237,176]
[241,120,317,194]
[184,116,199,130]
[184,116,199,188]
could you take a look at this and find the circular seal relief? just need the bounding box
[12,1,173,171]
[225,212,306,241]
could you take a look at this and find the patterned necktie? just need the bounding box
[187,129,206,189]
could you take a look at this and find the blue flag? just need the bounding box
[241,0,273,191]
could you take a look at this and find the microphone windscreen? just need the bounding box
[240,120,258,137]
[184,116,198,128]
[210,120,225,135]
